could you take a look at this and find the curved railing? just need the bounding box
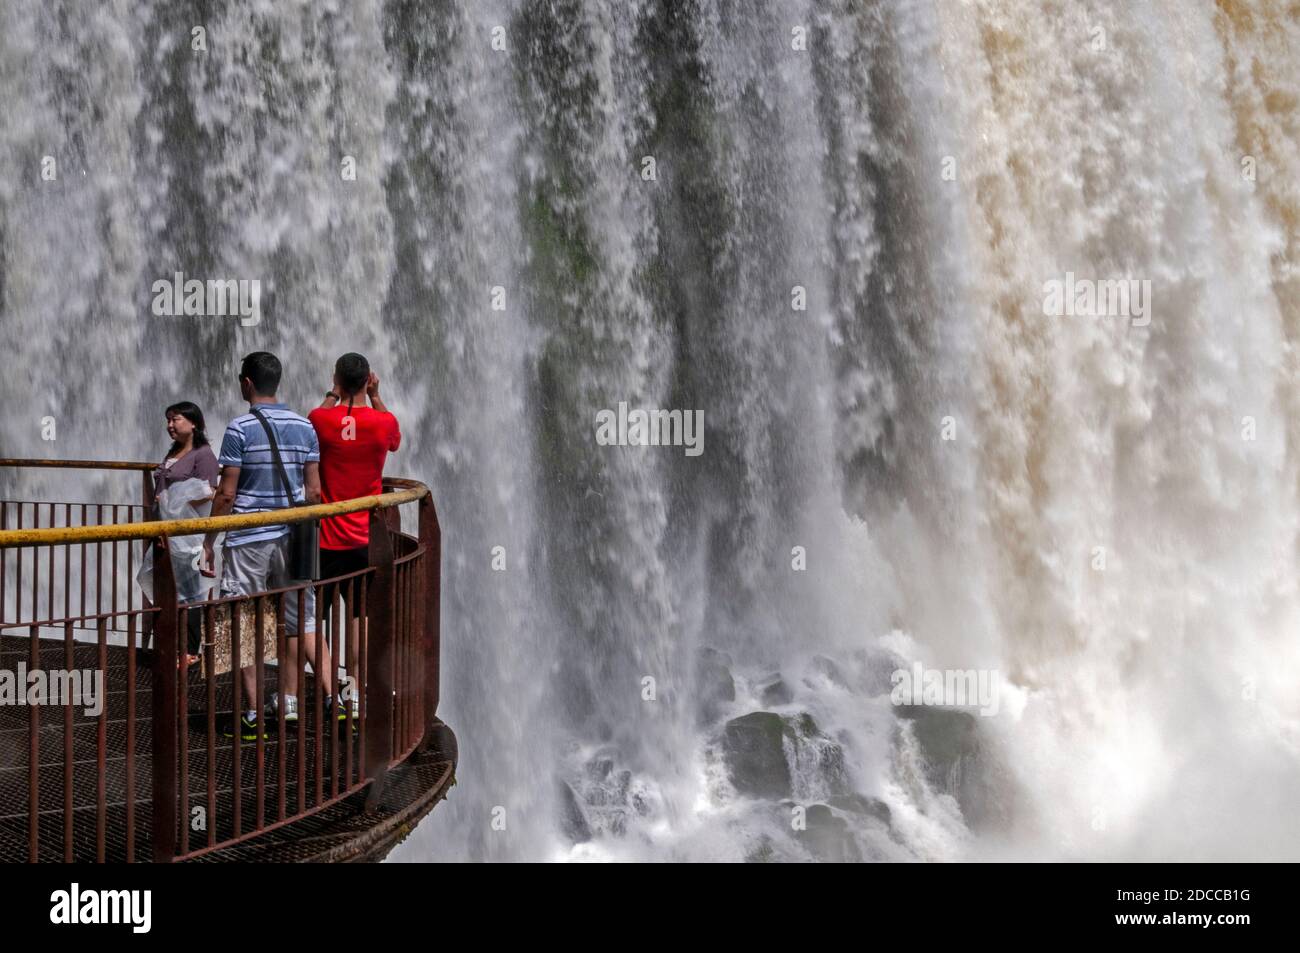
[0,459,441,862]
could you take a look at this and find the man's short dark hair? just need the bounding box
[335,352,370,396]
[240,352,281,396]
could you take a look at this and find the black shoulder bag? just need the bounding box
[250,407,320,581]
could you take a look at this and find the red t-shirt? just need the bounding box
[308,404,402,550]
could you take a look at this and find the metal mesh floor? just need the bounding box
[0,633,455,862]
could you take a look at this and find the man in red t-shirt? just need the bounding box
[309,353,401,710]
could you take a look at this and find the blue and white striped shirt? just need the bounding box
[218,403,320,547]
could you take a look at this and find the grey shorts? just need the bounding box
[221,536,316,634]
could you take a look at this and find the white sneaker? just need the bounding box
[270,692,299,723]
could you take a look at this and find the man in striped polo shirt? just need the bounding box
[201,352,336,739]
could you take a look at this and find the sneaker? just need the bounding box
[270,692,299,724]
[323,694,352,724]
[220,710,265,742]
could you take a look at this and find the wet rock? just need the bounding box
[585,753,615,783]
[722,710,849,800]
[829,793,892,826]
[790,721,851,799]
[745,835,776,863]
[580,747,620,807]
[896,705,1007,828]
[628,776,654,817]
[557,779,593,843]
[696,647,736,726]
[808,654,849,689]
[757,674,793,707]
[820,744,849,789]
[722,711,792,798]
[573,750,661,838]
[898,705,978,786]
[798,803,863,862]
[791,711,820,736]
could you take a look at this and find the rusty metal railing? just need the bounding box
[0,459,441,862]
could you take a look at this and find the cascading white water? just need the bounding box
[1,0,1297,861]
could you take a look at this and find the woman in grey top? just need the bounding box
[153,401,220,505]
[142,402,220,662]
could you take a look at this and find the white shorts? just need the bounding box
[221,536,316,634]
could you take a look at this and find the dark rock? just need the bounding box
[722,711,792,798]
[792,728,851,798]
[758,674,793,707]
[696,647,736,726]
[557,779,593,843]
[798,803,863,862]
[580,747,619,807]
[896,705,1009,828]
[745,835,776,863]
[898,705,978,785]
[792,711,820,736]
[568,754,659,838]
[629,780,653,817]
[722,710,851,801]
[829,793,892,825]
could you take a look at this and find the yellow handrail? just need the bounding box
[0,459,429,548]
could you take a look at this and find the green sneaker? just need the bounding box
[324,695,352,724]
[220,710,266,742]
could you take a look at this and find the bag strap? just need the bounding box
[249,406,298,509]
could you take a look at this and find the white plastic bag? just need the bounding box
[136,477,220,603]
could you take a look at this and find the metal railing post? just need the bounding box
[364,512,395,808]
[418,493,441,742]
[150,534,178,862]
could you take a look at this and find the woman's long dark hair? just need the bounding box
[164,401,209,459]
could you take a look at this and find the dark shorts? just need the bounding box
[319,546,369,620]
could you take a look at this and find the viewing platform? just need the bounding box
[0,459,456,863]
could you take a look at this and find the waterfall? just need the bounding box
[1,0,1297,861]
